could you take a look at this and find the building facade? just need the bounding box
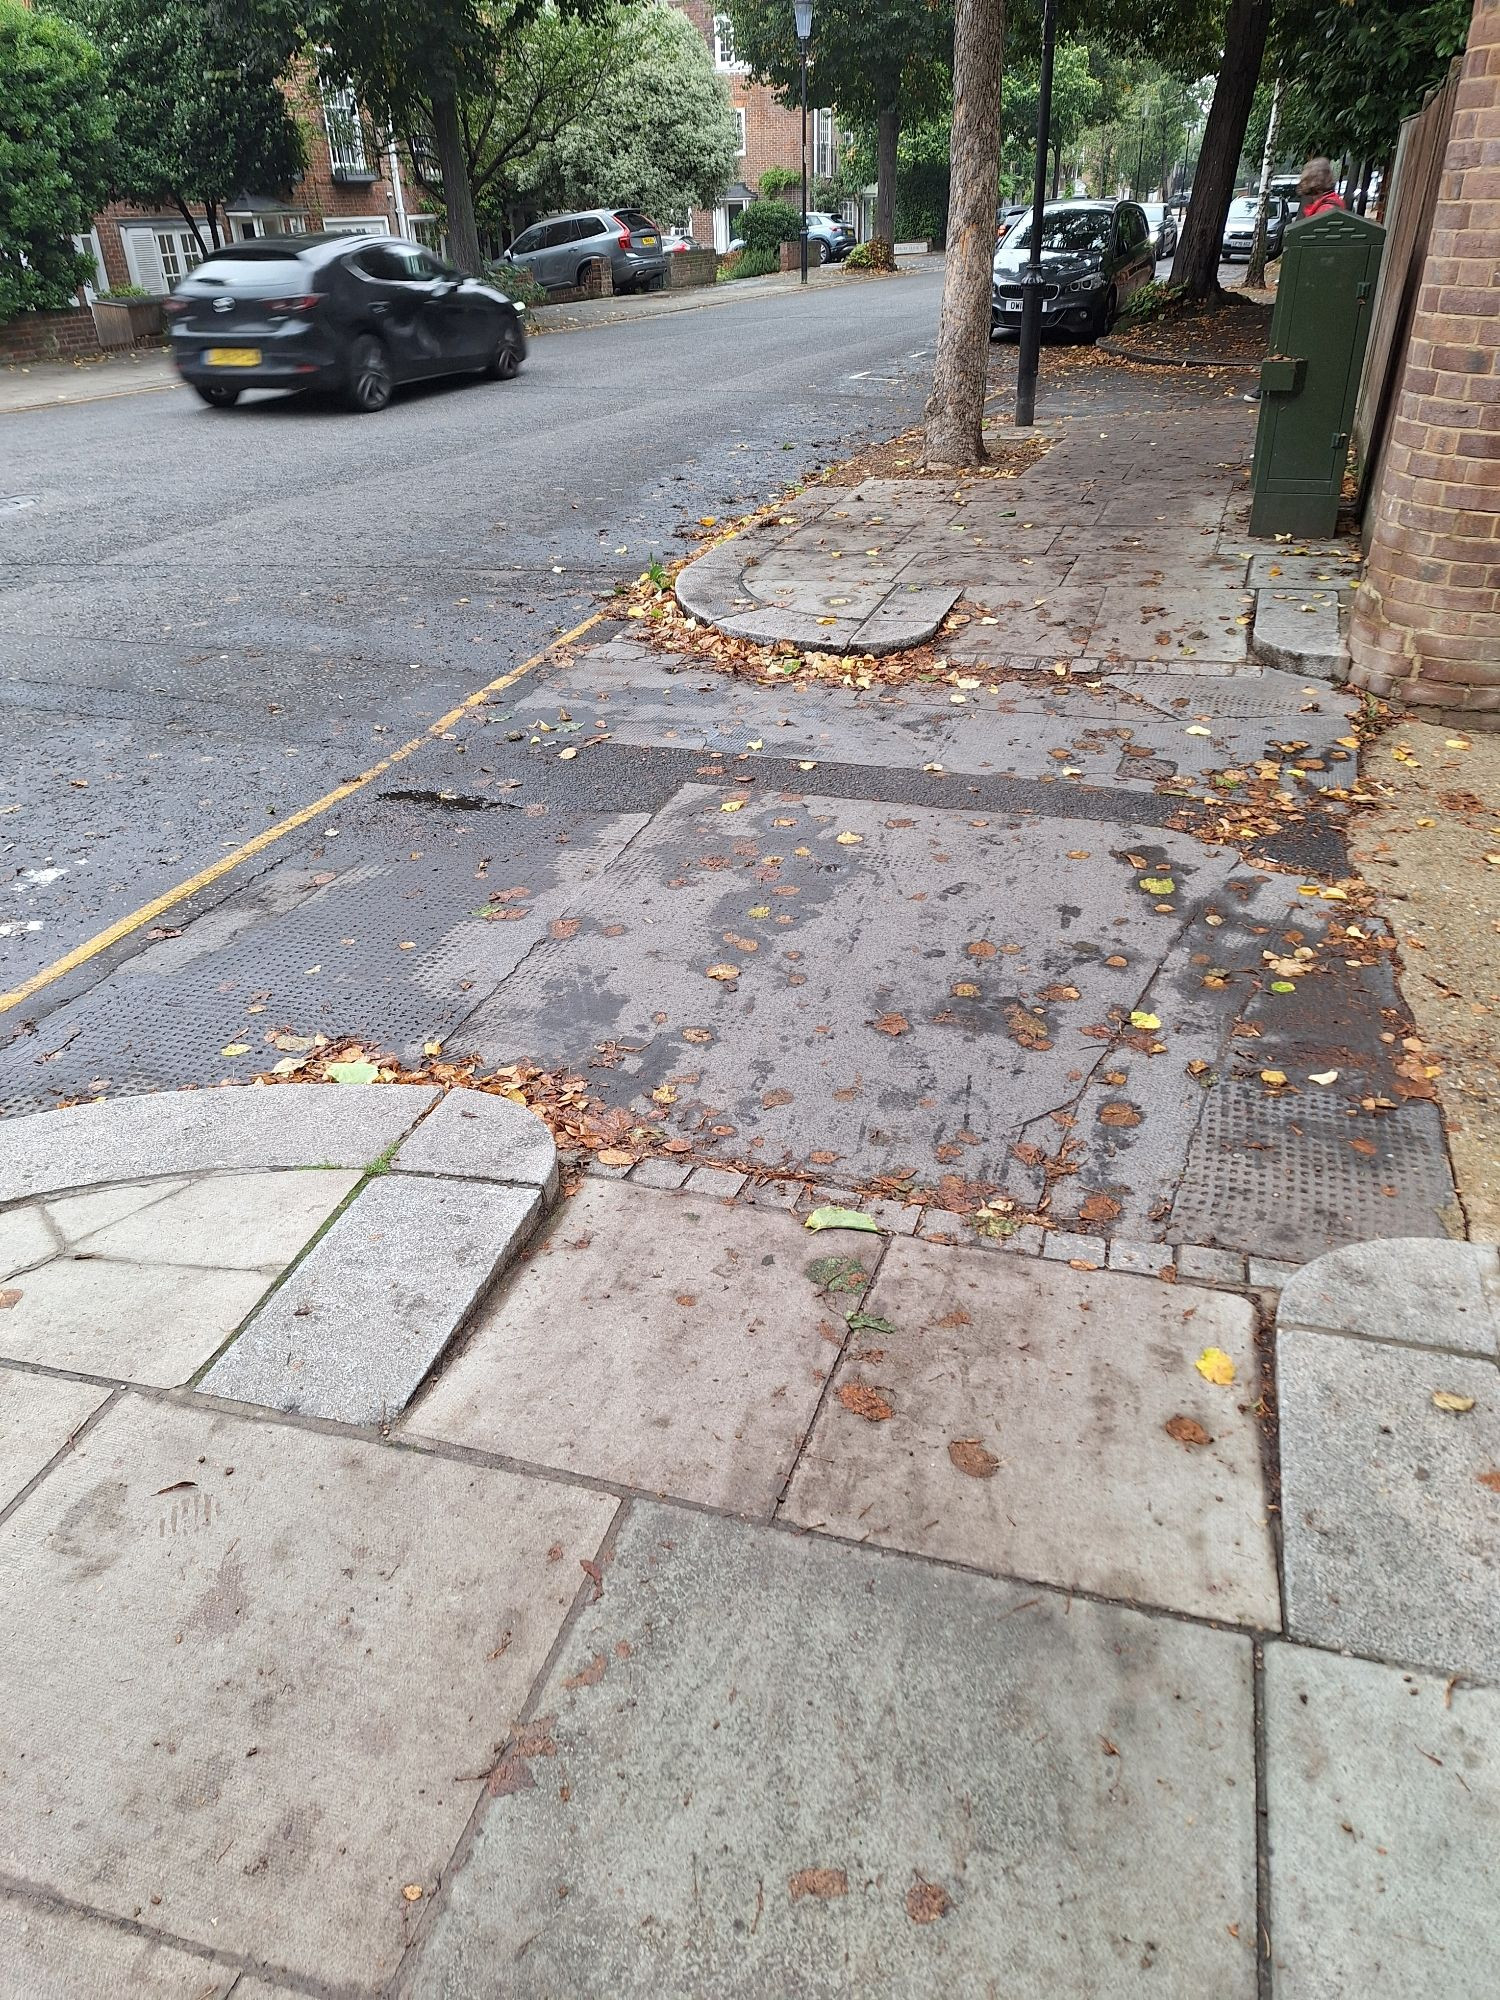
[1349,0,1500,723]
[81,64,438,299]
[672,5,842,248]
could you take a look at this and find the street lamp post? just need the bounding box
[794,2,813,285]
[1015,0,1057,427]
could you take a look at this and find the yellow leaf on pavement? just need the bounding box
[835,831,863,845]
[1433,1391,1476,1413]
[219,1043,250,1057]
[1129,1010,1160,1030]
[1195,1347,1236,1386]
[720,799,745,812]
[706,963,740,980]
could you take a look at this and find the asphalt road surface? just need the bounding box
[0,270,945,997]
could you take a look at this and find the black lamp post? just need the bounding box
[1015,0,1057,427]
[794,1,813,284]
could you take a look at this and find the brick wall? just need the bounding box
[0,310,102,365]
[1349,0,1500,723]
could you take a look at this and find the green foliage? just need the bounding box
[99,281,153,298]
[736,199,802,251]
[1266,0,1470,166]
[758,165,802,201]
[723,0,950,125]
[62,0,305,248]
[484,258,548,305]
[717,246,778,279]
[1072,56,1203,201]
[843,236,895,271]
[529,3,739,222]
[1118,278,1180,323]
[0,0,112,317]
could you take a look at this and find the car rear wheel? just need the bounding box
[817,240,831,265]
[483,324,524,380]
[344,334,392,413]
[1091,286,1118,342]
[193,383,242,408]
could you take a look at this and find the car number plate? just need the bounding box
[206,347,261,367]
[639,235,658,247]
[1005,297,1022,312]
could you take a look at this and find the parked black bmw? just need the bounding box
[165,235,527,412]
[991,199,1156,342]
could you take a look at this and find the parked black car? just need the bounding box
[165,235,527,412]
[991,199,1156,341]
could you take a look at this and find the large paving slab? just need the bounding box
[1265,1644,1500,2000]
[0,1370,111,1511]
[0,1888,235,2000]
[57,1168,361,1271]
[1278,1323,1500,1678]
[404,1180,843,1514]
[389,1090,559,1200]
[1278,1238,1499,1359]
[203,1174,541,1425]
[0,1396,616,1991]
[782,1240,1279,1624]
[0,1086,440,1204]
[411,1504,1258,2000]
[0,1259,274,1386]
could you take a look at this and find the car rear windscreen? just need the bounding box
[191,251,307,287]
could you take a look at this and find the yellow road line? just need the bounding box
[0,607,607,1016]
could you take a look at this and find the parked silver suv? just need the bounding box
[506,209,669,294]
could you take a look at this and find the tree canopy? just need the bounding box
[1267,0,1470,168]
[63,0,305,251]
[0,0,112,316]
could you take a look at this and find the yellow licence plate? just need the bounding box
[205,347,262,367]
[639,235,658,247]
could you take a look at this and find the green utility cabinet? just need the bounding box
[1249,209,1386,537]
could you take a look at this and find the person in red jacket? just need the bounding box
[1296,158,1347,219]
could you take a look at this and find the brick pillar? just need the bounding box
[1348,0,1500,724]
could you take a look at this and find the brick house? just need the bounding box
[1349,0,1500,723]
[671,4,844,248]
[81,62,438,299]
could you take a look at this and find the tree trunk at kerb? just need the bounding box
[1245,70,1282,289]
[875,103,900,245]
[922,0,1006,468]
[431,84,484,274]
[1168,0,1272,300]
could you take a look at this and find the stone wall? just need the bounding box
[1349,0,1500,724]
[0,311,103,365]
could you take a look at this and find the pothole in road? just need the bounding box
[376,789,516,812]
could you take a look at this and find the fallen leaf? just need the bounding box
[562,1653,607,1690]
[1129,1011,1160,1031]
[952,981,981,998]
[1079,1192,1122,1224]
[789,1868,848,1902]
[762,1087,794,1108]
[1165,1415,1212,1447]
[1260,1070,1289,1087]
[948,1438,999,1479]
[837,1383,893,1421]
[1195,1347,1236,1386]
[682,1027,714,1044]
[550,918,581,941]
[805,1206,879,1234]
[596,1149,634,1167]
[1308,1069,1339,1086]
[402,1884,424,1903]
[1139,877,1176,895]
[1433,1391,1476,1413]
[325,1060,381,1084]
[1098,1102,1141,1127]
[719,799,745,813]
[905,1881,953,1924]
[1477,1470,1500,1494]
[0,1289,21,1310]
[835,831,863,845]
[1349,1137,1377,1156]
[966,940,998,959]
[873,1012,911,1036]
[706,963,740,981]
[557,747,578,761]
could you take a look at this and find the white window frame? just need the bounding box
[319,72,370,177]
[319,217,391,237]
[813,108,835,180]
[713,15,744,71]
[733,107,746,157]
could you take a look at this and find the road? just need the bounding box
[0,271,943,1012]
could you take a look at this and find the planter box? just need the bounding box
[91,297,166,349]
[667,249,717,290]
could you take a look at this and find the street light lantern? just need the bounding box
[793,1,813,284]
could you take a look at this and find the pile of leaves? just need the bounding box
[1107,286,1271,366]
[843,237,896,272]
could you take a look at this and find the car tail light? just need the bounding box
[617,227,631,249]
[264,294,320,316]
[162,297,192,316]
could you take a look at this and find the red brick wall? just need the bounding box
[0,310,102,364]
[1349,0,1500,723]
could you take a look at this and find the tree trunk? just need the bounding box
[922,0,1006,468]
[1244,71,1282,289]
[1168,0,1272,300]
[875,103,900,245]
[431,83,484,274]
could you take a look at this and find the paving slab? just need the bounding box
[0,1260,273,1386]
[0,1086,439,1205]
[0,1397,616,1991]
[783,1240,1278,1624]
[0,1203,58,1280]
[1277,1324,1500,1678]
[1278,1238,1499,1358]
[203,1174,540,1425]
[41,1178,186,1243]
[1265,1644,1500,2000]
[0,1371,111,1510]
[390,1089,558,1200]
[412,1504,1258,2000]
[0,1888,235,2000]
[62,1169,360,1272]
[1251,589,1345,679]
[405,1181,845,1514]
[1088,583,1251,666]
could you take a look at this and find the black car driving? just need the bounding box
[991,199,1156,341]
[164,235,527,412]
